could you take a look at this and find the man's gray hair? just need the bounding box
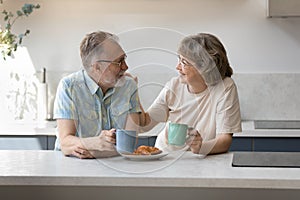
[80,31,119,70]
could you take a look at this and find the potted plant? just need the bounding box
[0,0,40,60]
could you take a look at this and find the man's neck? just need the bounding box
[98,84,110,95]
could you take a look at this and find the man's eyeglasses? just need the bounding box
[178,55,193,68]
[96,55,127,67]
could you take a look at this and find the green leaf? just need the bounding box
[16,10,23,16]
[22,4,33,15]
[1,2,40,60]
[5,23,11,30]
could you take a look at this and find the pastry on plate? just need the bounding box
[133,145,162,155]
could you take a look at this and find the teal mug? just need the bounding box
[168,122,188,146]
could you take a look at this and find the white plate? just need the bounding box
[120,152,169,161]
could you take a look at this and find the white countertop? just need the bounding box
[0,121,56,136]
[234,121,300,137]
[1,150,300,189]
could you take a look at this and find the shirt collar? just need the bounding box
[83,70,99,95]
[83,70,115,98]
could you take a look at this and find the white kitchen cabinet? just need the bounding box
[268,0,300,17]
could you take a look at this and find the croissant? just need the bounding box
[133,145,161,155]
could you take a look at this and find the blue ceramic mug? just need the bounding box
[116,129,137,154]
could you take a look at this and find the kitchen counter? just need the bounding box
[0,121,56,136]
[234,120,300,137]
[0,150,300,200]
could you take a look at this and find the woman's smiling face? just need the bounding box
[176,55,205,86]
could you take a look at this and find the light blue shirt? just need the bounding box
[53,70,141,150]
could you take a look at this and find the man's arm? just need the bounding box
[57,119,118,159]
[57,119,94,158]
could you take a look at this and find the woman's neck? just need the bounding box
[187,82,207,94]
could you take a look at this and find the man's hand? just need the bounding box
[68,145,94,159]
[80,129,119,158]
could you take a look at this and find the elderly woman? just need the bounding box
[140,33,242,155]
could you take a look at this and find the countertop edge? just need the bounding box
[0,177,300,189]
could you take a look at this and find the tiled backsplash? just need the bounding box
[232,73,300,121]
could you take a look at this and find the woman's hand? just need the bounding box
[124,72,138,83]
[187,129,203,154]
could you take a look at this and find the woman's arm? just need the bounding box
[124,73,168,132]
[189,131,233,155]
[124,113,140,131]
[199,133,233,155]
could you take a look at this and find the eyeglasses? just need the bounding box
[178,55,193,68]
[96,55,127,67]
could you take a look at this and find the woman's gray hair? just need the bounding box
[178,33,233,86]
[80,31,119,70]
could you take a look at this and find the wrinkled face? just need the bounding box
[94,40,128,88]
[176,55,205,86]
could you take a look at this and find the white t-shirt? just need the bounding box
[147,76,242,150]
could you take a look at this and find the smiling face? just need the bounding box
[176,55,206,87]
[94,40,128,90]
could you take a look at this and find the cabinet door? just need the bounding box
[254,137,300,152]
[136,136,157,147]
[47,136,56,150]
[137,136,150,147]
[0,136,47,150]
[230,137,252,151]
[148,136,157,147]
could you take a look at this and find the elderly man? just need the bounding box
[53,31,141,158]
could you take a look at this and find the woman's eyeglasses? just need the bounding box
[178,55,193,68]
[96,55,127,67]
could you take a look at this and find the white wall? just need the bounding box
[1,0,300,121]
[2,0,300,73]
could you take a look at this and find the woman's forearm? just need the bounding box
[138,112,160,133]
[199,133,233,155]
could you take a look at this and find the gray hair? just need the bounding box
[178,33,233,86]
[80,31,119,70]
